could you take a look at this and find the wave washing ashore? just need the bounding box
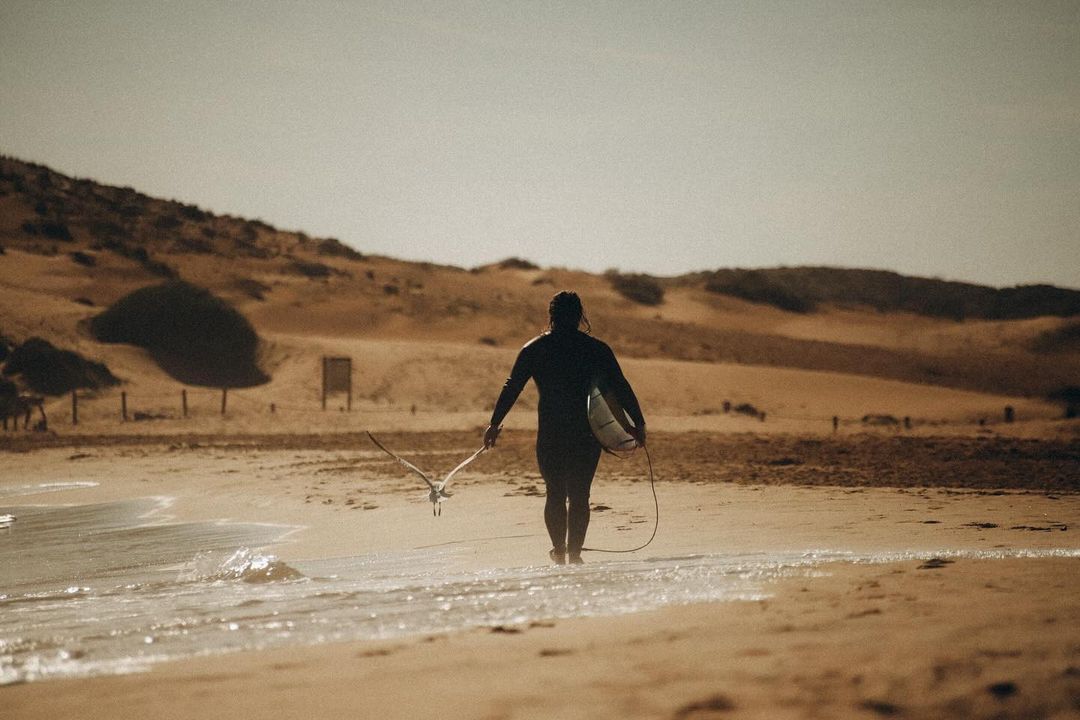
[2,492,1078,685]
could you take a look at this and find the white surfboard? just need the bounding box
[587,381,639,457]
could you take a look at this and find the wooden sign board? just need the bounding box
[322,356,352,410]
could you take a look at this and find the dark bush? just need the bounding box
[608,272,665,306]
[701,267,1080,319]
[289,260,332,278]
[862,414,900,426]
[143,258,178,278]
[153,214,182,230]
[70,251,96,267]
[178,204,209,222]
[233,277,271,301]
[315,238,364,261]
[3,337,120,395]
[172,235,214,254]
[88,220,126,240]
[704,270,814,313]
[497,257,539,270]
[732,402,762,418]
[233,235,272,259]
[1031,321,1080,354]
[99,239,175,277]
[100,238,137,259]
[1048,386,1080,418]
[20,221,37,236]
[90,281,268,388]
[40,222,72,241]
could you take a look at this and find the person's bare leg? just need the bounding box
[544,492,567,563]
[567,493,590,563]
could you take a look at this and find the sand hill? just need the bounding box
[0,155,1077,436]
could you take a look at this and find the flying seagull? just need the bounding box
[367,432,485,516]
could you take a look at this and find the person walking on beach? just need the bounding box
[484,291,646,565]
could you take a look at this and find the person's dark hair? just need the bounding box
[548,291,590,333]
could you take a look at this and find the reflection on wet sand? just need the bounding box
[2,495,1077,686]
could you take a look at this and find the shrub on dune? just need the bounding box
[607,272,665,306]
[2,337,119,395]
[90,281,268,388]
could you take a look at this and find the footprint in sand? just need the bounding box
[859,699,902,716]
[673,694,736,718]
[987,681,1018,698]
[538,648,573,657]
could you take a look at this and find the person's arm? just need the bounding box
[484,343,534,448]
[601,344,647,444]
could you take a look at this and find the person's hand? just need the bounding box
[629,424,647,448]
[483,424,502,449]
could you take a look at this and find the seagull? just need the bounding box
[0,513,15,529]
[367,432,486,516]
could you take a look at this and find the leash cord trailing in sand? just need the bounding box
[582,444,658,554]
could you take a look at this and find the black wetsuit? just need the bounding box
[490,329,645,557]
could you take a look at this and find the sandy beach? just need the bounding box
[3,430,1078,719]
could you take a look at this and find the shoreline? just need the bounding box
[7,556,1079,719]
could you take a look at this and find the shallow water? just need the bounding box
[0,481,99,498]
[1,495,1077,685]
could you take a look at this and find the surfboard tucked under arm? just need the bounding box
[587,380,639,457]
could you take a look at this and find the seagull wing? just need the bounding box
[367,432,436,492]
[436,446,486,492]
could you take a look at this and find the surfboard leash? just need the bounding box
[581,444,658,554]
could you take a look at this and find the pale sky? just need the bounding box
[2,1,1077,288]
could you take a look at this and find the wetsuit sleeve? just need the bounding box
[600,345,646,429]
[489,344,534,427]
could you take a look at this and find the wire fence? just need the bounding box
[3,384,1022,435]
[14,386,418,430]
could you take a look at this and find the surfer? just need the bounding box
[484,291,646,565]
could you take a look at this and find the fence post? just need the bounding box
[121,391,128,422]
[221,388,228,416]
[321,357,327,411]
[182,389,188,418]
[71,391,78,426]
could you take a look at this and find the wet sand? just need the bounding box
[7,559,1079,720]
[2,431,1078,718]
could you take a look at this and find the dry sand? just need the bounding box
[2,431,1078,719]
